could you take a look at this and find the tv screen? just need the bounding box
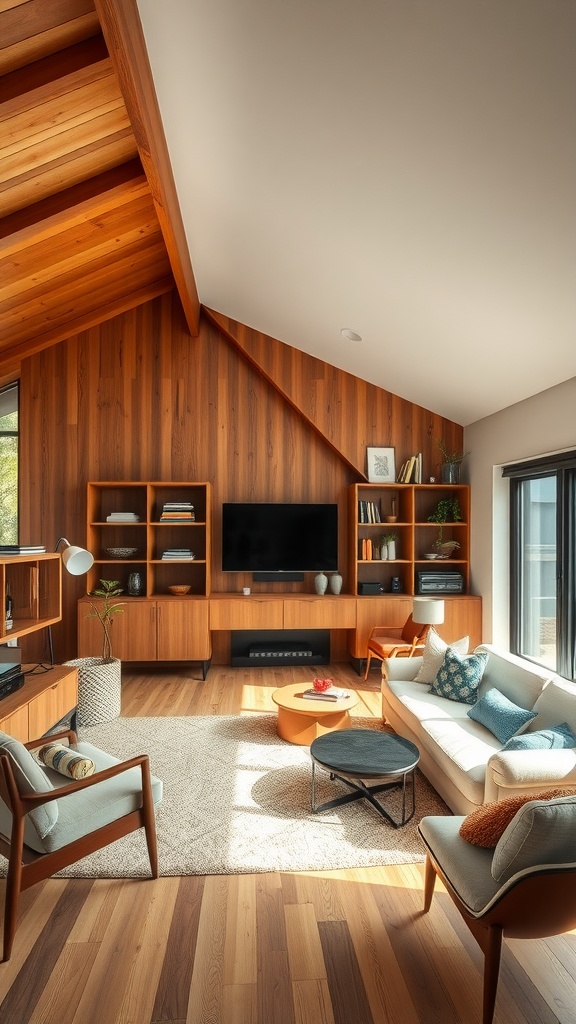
[222,502,338,573]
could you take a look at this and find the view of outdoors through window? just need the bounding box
[517,475,557,671]
[0,383,18,546]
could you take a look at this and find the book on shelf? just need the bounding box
[301,687,350,701]
[106,513,140,522]
[0,545,46,553]
[397,453,422,484]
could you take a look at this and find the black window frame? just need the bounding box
[504,451,576,681]
[0,381,19,547]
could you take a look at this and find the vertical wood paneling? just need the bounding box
[20,289,465,662]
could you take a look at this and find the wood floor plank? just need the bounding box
[0,665,575,1024]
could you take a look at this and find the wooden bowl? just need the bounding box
[168,584,191,595]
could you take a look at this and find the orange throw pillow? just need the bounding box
[459,788,576,848]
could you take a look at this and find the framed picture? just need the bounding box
[367,447,396,484]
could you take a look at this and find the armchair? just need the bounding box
[0,727,162,961]
[364,615,430,679]
[418,794,576,1024]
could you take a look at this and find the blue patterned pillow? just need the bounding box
[467,688,537,743]
[429,648,488,704]
[503,722,576,751]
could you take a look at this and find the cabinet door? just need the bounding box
[156,599,211,660]
[209,597,284,630]
[352,597,412,659]
[283,597,357,629]
[0,705,29,742]
[78,600,157,661]
[28,670,78,736]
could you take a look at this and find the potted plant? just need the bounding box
[437,439,470,484]
[66,580,124,726]
[432,526,461,558]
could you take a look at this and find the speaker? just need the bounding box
[358,582,384,595]
[390,577,402,593]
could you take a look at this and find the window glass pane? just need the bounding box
[0,385,18,546]
[518,476,556,669]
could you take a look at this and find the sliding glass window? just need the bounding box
[0,383,18,546]
[505,452,575,681]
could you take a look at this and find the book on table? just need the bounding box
[301,687,350,702]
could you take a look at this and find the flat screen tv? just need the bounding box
[222,502,338,573]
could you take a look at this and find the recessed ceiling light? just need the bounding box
[341,328,362,342]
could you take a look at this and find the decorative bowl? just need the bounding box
[313,677,334,692]
[105,547,138,558]
[168,584,191,595]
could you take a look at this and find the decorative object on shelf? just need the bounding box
[367,446,396,483]
[168,584,191,595]
[106,547,138,559]
[312,677,334,692]
[431,526,461,558]
[329,571,343,595]
[385,533,397,560]
[391,576,401,593]
[385,496,398,523]
[128,571,143,596]
[427,496,463,523]
[314,572,328,595]
[437,439,470,484]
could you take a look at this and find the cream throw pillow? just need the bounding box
[413,627,469,684]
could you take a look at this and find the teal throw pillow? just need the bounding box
[467,688,537,744]
[429,648,488,705]
[503,722,576,751]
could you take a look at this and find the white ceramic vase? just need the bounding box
[314,572,328,595]
[329,572,343,595]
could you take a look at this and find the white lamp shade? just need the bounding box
[61,544,94,575]
[412,597,445,625]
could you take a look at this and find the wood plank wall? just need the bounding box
[18,289,463,662]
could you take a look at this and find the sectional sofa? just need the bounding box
[381,643,576,814]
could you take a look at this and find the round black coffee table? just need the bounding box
[309,729,420,828]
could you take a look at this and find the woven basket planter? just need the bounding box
[65,657,122,726]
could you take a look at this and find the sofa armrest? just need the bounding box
[381,656,423,683]
[485,748,576,802]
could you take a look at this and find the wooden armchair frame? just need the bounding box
[421,839,576,1024]
[364,620,430,679]
[0,728,158,961]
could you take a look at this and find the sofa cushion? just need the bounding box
[474,644,552,709]
[502,722,576,751]
[491,793,576,883]
[528,678,576,735]
[430,649,488,705]
[459,788,575,848]
[413,628,469,684]
[467,688,537,744]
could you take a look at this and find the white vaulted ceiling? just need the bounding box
[136,0,576,425]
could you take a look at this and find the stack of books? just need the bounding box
[0,544,46,554]
[161,548,195,560]
[160,502,195,522]
[106,512,140,522]
[396,453,422,483]
[302,686,350,701]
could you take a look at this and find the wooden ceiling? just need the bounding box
[0,0,199,381]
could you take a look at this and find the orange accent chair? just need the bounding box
[364,615,430,680]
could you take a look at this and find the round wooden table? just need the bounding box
[271,682,358,745]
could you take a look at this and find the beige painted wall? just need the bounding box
[465,376,576,646]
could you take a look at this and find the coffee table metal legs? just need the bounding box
[311,762,416,829]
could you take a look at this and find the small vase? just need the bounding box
[441,463,459,484]
[381,544,388,561]
[128,571,143,596]
[329,572,343,595]
[314,572,328,595]
[387,540,396,561]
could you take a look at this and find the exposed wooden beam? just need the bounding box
[94,0,200,337]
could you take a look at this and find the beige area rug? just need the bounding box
[54,714,449,877]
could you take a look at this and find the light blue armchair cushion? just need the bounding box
[492,794,576,884]
[502,722,576,751]
[418,815,500,914]
[0,730,58,844]
[39,741,163,855]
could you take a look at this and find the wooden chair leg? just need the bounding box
[141,761,159,878]
[364,650,373,680]
[482,927,503,1024]
[3,822,25,961]
[423,854,437,912]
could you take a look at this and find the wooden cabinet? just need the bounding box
[283,596,356,630]
[209,596,284,630]
[78,597,211,664]
[350,594,482,660]
[85,481,211,598]
[0,553,61,646]
[348,483,470,597]
[0,665,78,742]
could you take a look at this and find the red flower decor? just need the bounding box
[313,677,334,692]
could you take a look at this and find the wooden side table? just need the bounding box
[271,682,358,745]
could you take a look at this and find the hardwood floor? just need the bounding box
[1,664,575,1024]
